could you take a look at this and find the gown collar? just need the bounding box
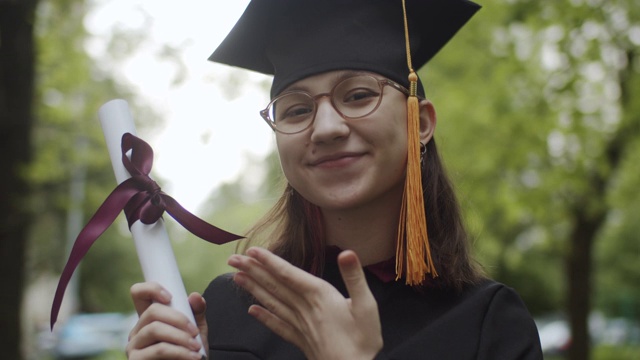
[324,246,397,283]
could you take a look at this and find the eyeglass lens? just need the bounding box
[268,76,383,134]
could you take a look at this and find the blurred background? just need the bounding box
[1,0,639,359]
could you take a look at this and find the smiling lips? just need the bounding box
[309,152,365,168]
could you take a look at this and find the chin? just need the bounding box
[310,191,383,212]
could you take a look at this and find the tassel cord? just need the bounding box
[395,0,438,285]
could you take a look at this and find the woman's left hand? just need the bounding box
[227,247,383,360]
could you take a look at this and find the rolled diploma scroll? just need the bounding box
[98,99,206,359]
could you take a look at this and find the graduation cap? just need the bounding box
[209,0,481,285]
[210,0,480,97]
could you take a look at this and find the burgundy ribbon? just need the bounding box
[51,133,243,329]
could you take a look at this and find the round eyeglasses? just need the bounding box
[260,75,413,134]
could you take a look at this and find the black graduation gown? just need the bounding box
[204,255,543,359]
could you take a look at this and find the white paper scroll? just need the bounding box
[98,99,206,359]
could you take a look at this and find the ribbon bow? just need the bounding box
[51,133,242,329]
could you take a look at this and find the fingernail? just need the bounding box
[190,351,203,360]
[159,290,172,302]
[189,338,201,350]
[228,255,240,266]
[187,322,199,334]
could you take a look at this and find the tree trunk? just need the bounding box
[566,204,604,360]
[567,49,637,360]
[0,0,38,359]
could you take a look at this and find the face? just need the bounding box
[274,70,410,212]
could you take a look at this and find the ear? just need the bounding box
[419,99,437,143]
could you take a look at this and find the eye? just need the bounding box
[341,88,380,104]
[272,93,315,123]
[347,89,378,101]
[278,104,314,122]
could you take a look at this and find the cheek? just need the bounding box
[377,113,409,167]
[373,112,408,149]
[275,136,301,180]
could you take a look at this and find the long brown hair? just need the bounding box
[240,137,484,291]
[420,138,484,290]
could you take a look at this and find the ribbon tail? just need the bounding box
[162,195,243,244]
[50,180,140,330]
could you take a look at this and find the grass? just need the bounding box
[544,345,640,360]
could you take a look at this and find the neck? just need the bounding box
[321,192,401,266]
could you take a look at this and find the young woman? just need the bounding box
[126,0,543,359]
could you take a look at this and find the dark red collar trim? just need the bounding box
[325,246,397,283]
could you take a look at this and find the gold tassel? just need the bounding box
[396,0,438,285]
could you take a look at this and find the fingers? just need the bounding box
[228,248,315,303]
[188,292,207,328]
[130,282,172,316]
[129,302,200,340]
[232,247,322,292]
[127,283,205,360]
[231,265,300,327]
[127,302,203,360]
[337,250,378,314]
[127,319,203,357]
[247,304,305,350]
[188,292,209,352]
[337,250,383,357]
[128,343,203,360]
[228,247,325,330]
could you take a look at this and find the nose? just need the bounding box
[310,97,350,143]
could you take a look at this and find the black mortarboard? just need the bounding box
[209,0,481,97]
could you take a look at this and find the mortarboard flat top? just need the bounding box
[210,0,481,97]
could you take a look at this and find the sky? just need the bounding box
[84,0,274,211]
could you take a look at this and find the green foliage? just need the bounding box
[546,345,640,360]
[77,220,142,313]
[425,0,565,314]
[596,193,640,318]
[592,345,640,360]
[91,350,128,360]
[176,152,283,293]
[422,0,640,321]
[28,0,156,314]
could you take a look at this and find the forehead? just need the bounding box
[278,70,385,94]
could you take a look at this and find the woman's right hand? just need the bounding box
[126,282,208,360]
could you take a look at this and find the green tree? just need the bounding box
[29,0,134,313]
[427,1,639,358]
[179,150,282,293]
[22,2,160,357]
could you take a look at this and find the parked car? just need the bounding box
[537,317,571,355]
[53,312,134,359]
[536,313,640,356]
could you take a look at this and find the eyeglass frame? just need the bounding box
[259,75,423,135]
